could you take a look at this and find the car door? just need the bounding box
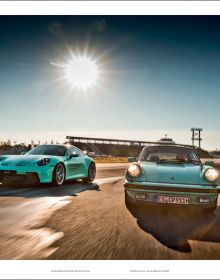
[66,147,86,179]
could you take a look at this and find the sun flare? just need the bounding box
[64,55,99,90]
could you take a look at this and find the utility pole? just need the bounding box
[191,128,202,148]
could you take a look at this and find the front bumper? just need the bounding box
[0,170,39,184]
[0,165,54,184]
[124,181,220,207]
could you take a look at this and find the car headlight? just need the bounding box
[204,168,219,182]
[0,156,6,161]
[37,158,51,166]
[127,163,141,177]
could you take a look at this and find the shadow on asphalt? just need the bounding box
[0,181,100,198]
[126,203,220,253]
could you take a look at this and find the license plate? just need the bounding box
[155,195,190,205]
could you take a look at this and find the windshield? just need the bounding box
[27,145,67,156]
[138,146,200,163]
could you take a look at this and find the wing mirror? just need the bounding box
[128,157,136,162]
[69,153,79,159]
[205,160,215,167]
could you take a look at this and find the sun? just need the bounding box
[64,55,99,90]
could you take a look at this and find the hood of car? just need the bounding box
[0,155,60,166]
[140,162,202,185]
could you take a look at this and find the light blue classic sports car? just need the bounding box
[0,144,96,186]
[125,145,220,213]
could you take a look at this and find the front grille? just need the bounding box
[0,171,39,184]
[0,174,24,183]
[0,170,16,175]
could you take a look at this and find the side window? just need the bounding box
[74,148,84,156]
[67,147,76,156]
[68,147,84,157]
[189,151,200,161]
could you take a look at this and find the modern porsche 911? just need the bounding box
[124,145,220,212]
[0,144,96,186]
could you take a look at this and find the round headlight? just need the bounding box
[204,168,219,182]
[127,163,141,177]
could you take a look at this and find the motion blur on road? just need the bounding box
[0,163,220,260]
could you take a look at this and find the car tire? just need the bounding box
[52,163,66,186]
[125,190,137,209]
[82,162,96,183]
[124,191,143,218]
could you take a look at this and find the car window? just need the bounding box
[67,147,84,157]
[138,146,200,163]
[27,145,67,156]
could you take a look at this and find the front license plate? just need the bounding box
[155,195,190,205]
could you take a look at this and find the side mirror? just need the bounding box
[205,160,215,167]
[128,157,136,163]
[69,153,79,159]
[21,151,27,155]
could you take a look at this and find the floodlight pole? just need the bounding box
[191,128,202,148]
[198,129,201,148]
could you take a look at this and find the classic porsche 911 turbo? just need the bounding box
[125,145,220,212]
[0,144,96,186]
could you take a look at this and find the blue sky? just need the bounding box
[0,16,220,149]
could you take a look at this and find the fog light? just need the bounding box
[199,197,210,203]
[135,193,146,200]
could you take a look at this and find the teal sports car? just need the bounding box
[0,144,96,186]
[125,145,220,213]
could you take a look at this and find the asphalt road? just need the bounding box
[0,163,220,260]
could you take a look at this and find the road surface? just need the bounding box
[0,163,220,260]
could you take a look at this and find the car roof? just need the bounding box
[37,144,64,147]
[38,144,74,148]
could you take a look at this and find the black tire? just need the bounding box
[52,163,66,186]
[125,190,134,207]
[202,206,217,214]
[82,162,96,183]
[124,191,143,218]
[125,190,139,209]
